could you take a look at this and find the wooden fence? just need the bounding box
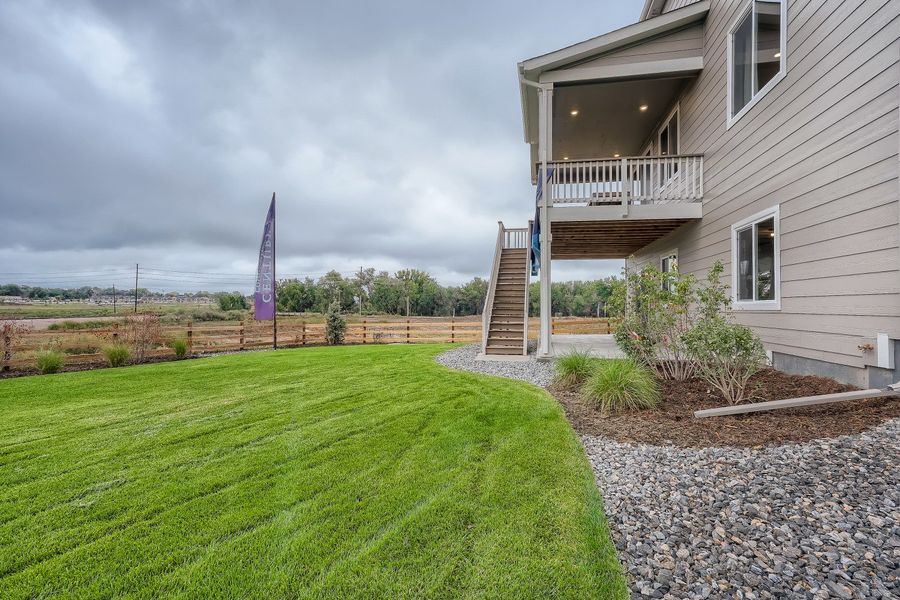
[1,317,617,370]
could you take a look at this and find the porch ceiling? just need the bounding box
[549,219,694,259]
[553,78,689,159]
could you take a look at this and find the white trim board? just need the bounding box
[730,204,781,311]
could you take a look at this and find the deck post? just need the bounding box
[537,84,553,359]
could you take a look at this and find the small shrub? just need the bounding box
[47,320,109,331]
[581,359,659,413]
[36,350,65,374]
[170,338,188,359]
[325,301,346,345]
[217,292,248,311]
[554,350,596,388]
[683,317,766,405]
[63,346,100,355]
[119,314,162,363]
[103,344,131,367]
[1,319,30,371]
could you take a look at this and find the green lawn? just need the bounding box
[0,345,626,599]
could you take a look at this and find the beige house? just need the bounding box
[482,0,900,387]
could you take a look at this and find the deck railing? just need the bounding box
[547,154,703,206]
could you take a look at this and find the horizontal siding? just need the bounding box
[575,24,704,69]
[628,0,900,371]
[663,0,704,12]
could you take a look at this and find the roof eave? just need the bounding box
[519,0,709,76]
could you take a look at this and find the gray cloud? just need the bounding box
[0,0,634,290]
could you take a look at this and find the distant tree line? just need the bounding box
[0,284,213,301]
[528,278,617,318]
[276,269,489,317]
[276,269,618,318]
[1,272,619,318]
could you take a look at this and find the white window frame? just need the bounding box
[726,0,788,129]
[660,248,678,292]
[657,104,680,156]
[731,205,781,311]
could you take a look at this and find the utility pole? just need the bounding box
[113,284,116,314]
[134,263,139,313]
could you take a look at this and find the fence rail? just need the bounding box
[1,317,617,370]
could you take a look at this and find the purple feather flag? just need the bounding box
[254,194,276,320]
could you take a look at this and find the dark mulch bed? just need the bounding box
[0,354,190,379]
[552,368,900,447]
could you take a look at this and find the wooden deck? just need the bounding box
[550,218,695,259]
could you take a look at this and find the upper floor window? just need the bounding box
[731,206,780,310]
[728,0,787,126]
[658,107,679,156]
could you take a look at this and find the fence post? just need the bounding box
[187,321,193,356]
[239,320,245,351]
[301,321,306,346]
[112,323,119,344]
[451,318,455,343]
[362,319,367,344]
[406,319,410,344]
[1,333,10,371]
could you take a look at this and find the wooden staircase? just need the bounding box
[482,223,530,356]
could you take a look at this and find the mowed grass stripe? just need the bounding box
[0,344,626,599]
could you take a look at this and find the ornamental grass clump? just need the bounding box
[170,338,189,360]
[554,349,596,388]
[103,344,131,367]
[36,350,65,375]
[581,359,659,413]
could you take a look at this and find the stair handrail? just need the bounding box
[482,221,505,354]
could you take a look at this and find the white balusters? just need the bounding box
[547,155,703,206]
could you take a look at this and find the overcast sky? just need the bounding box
[0,0,637,291]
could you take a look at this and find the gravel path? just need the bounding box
[434,343,555,388]
[436,346,900,600]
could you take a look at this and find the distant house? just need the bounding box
[481,0,899,387]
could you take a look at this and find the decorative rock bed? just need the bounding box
[436,345,900,600]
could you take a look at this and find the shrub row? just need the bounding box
[609,261,766,406]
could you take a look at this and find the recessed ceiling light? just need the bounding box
[563,156,569,160]
[613,153,620,158]
[773,52,781,58]
[639,104,649,111]
[570,109,579,116]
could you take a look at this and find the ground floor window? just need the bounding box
[731,206,780,309]
[660,250,678,292]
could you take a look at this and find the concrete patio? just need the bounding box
[551,334,625,359]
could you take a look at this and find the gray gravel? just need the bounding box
[585,424,900,599]
[434,343,555,388]
[436,345,900,600]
